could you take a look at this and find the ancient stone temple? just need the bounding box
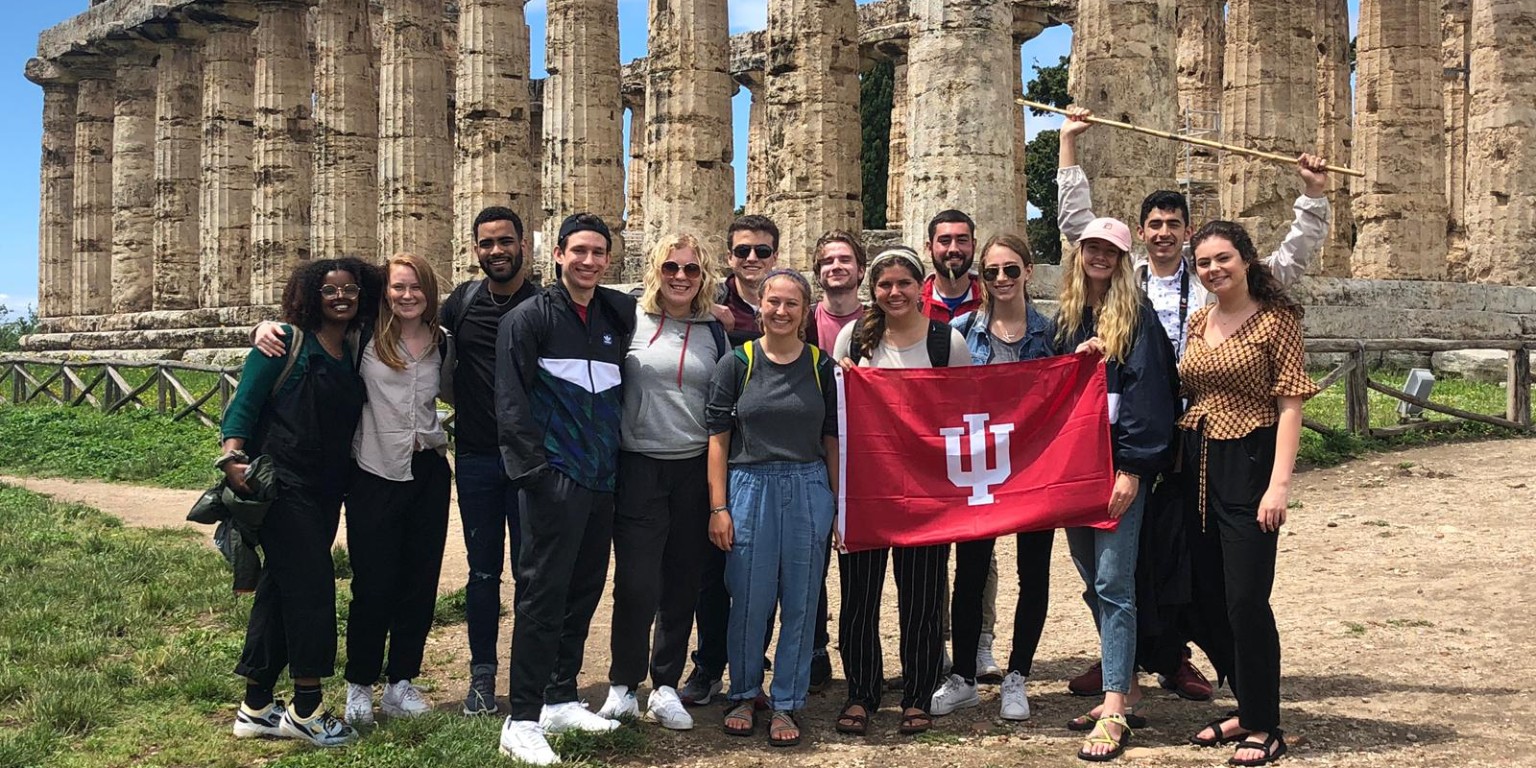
[20,0,1536,359]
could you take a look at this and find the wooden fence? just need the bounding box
[2,339,1532,436]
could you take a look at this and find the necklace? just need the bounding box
[991,316,1025,343]
[489,289,513,307]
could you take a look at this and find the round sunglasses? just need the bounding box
[981,264,1024,282]
[661,261,703,278]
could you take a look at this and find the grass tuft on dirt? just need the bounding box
[1300,367,1519,466]
[0,405,219,489]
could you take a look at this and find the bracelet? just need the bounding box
[710,505,730,515]
[215,450,249,470]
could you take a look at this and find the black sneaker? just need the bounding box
[809,650,832,693]
[678,667,723,706]
[463,664,499,716]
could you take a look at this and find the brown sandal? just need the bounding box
[835,702,869,735]
[722,701,755,736]
[769,710,802,747]
[898,707,933,735]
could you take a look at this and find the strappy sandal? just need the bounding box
[1229,730,1287,766]
[722,701,755,737]
[835,701,869,735]
[769,710,802,747]
[898,708,933,735]
[1190,717,1250,747]
[1077,713,1132,762]
[1067,707,1147,732]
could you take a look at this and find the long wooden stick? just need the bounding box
[1017,97,1364,178]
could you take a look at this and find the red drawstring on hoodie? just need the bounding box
[647,314,694,389]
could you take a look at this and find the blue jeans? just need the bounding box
[724,461,835,711]
[456,451,522,668]
[1066,483,1148,695]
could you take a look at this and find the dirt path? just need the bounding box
[7,437,1536,767]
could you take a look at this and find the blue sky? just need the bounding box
[0,1,1356,314]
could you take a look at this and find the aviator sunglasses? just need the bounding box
[731,244,774,260]
[981,264,1024,282]
[660,261,703,278]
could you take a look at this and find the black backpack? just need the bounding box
[851,319,952,368]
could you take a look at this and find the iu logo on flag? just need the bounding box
[940,413,1014,506]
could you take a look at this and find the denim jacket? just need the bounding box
[951,302,1055,366]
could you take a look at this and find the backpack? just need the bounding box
[450,279,486,340]
[850,319,953,368]
[736,339,832,394]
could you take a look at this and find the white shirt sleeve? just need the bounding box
[1057,165,1097,245]
[1264,194,1331,287]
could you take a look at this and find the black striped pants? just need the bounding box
[838,544,949,711]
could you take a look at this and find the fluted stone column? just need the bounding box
[1314,0,1354,276]
[1351,0,1447,279]
[1221,0,1319,247]
[740,72,769,212]
[381,0,453,276]
[35,76,77,318]
[643,0,734,256]
[1443,0,1472,275]
[1011,46,1028,229]
[250,0,315,305]
[624,96,646,233]
[73,73,115,316]
[455,0,532,282]
[1464,0,1536,285]
[200,21,256,308]
[314,0,379,262]
[1066,0,1176,235]
[153,40,203,310]
[766,0,861,269]
[542,0,626,276]
[1176,0,1222,224]
[110,48,158,314]
[527,96,545,250]
[885,58,906,227]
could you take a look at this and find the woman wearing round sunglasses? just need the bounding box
[931,233,1057,723]
[597,233,730,730]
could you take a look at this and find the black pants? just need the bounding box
[1182,425,1282,732]
[610,452,711,690]
[950,530,1054,680]
[343,451,452,685]
[840,544,948,710]
[457,451,523,668]
[1136,473,1195,679]
[235,484,344,687]
[505,470,615,721]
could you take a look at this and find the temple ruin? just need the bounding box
[18,0,1536,359]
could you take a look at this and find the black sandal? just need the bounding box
[769,710,802,747]
[722,701,755,737]
[1229,730,1287,766]
[898,708,933,735]
[1190,717,1250,747]
[835,701,869,735]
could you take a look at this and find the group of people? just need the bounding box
[216,107,1327,767]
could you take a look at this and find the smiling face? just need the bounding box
[474,219,524,284]
[1192,235,1250,297]
[1138,207,1188,264]
[320,270,360,324]
[658,246,703,311]
[872,261,922,320]
[728,229,778,285]
[387,263,426,323]
[927,222,975,279]
[758,276,808,339]
[816,241,863,293]
[1078,238,1124,286]
[980,244,1032,303]
[555,230,611,293]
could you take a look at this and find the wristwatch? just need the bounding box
[710,505,730,515]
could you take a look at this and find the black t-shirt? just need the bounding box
[442,278,539,454]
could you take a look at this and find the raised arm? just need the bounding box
[1264,153,1332,287]
[1057,106,1098,245]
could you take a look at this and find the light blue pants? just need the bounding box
[724,461,835,711]
[1066,483,1148,695]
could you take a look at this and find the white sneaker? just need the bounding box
[345,683,374,726]
[279,707,357,747]
[539,701,621,733]
[929,673,981,716]
[596,684,639,720]
[232,699,286,739]
[941,649,954,676]
[1000,671,1031,721]
[381,679,431,718]
[976,632,1004,683]
[644,686,694,730]
[499,718,558,766]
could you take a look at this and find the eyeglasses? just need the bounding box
[319,284,362,298]
[660,261,703,278]
[731,244,774,260]
[981,264,1024,282]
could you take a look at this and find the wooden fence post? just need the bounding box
[1346,345,1371,435]
[9,362,22,404]
[157,366,169,415]
[1510,347,1533,428]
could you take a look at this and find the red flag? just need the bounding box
[836,352,1115,552]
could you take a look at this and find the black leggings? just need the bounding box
[950,530,1054,681]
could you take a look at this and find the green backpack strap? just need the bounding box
[809,344,824,393]
[737,339,824,393]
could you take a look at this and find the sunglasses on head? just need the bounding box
[981,264,1024,282]
[660,261,703,278]
[731,244,774,260]
[319,283,362,298]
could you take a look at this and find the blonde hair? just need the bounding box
[758,269,813,340]
[376,252,444,371]
[1054,240,1141,362]
[639,233,720,319]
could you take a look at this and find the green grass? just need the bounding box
[0,483,646,768]
[0,405,219,489]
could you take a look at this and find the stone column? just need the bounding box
[1011,44,1028,230]
[623,95,646,233]
[643,0,734,257]
[153,40,203,310]
[1066,0,1176,234]
[739,71,769,213]
[1464,0,1536,285]
[1176,0,1223,224]
[1351,0,1447,279]
[766,0,861,269]
[200,20,257,308]
[380,0,453,276]
[33,73,77,318]
[455,0,532,283]
[73,72,115,317]
[527,93,545,251]
[250,0,315,305]
[1221,0,1319,247]
[109,48,158,315]
[541,0,626,275]
[885,58,907,228]
[1443,0,1472,275]
[1314,0,1353,276]
[314,0,379,262]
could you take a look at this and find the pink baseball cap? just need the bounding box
[1078,217,1133,253]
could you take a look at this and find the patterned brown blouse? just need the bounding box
[1178,304,1320,439]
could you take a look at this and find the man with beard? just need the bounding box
[714,214,780,346]
[919,210,984,323]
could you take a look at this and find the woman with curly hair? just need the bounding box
[1053,218,1178,762]
[220,257,380,747]
[1179,221,1318,767]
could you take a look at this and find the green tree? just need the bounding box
[1022,55,1071,263]
[858,60,894,229]
[0,304,38,352]
[1023,54,1071,113]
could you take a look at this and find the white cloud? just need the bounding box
[0,294,38,314]
[728,0,766,33]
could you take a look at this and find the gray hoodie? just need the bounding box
[620,306,728,459]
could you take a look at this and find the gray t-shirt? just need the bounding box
[705,344,836,465]
[620,309,725,459]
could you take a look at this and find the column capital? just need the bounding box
[24,57,77,87]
